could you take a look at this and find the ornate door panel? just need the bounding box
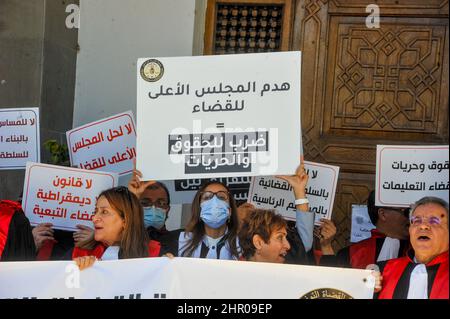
[293,0,449,250]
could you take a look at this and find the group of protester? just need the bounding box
[0,158,448,299]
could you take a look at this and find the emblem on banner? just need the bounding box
[300,288,353,299]
[140,59,164,82]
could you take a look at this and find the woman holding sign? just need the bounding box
[72,186,160,270]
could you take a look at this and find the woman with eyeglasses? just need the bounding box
[72,186,161,270]
[161,181,240,260]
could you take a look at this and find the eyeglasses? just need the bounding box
[200,191,229,202]
[410,215,443,226]
[140,198,169,209]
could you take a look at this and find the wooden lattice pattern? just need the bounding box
[214,4,284,54]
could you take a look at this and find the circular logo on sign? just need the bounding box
[140,59,164,82]
[300,288,353,299]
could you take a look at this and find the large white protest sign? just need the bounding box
[137,52,301,180]
[248,161,339,224]
[376,145,449,207]
[67,111,136,176]
[165,177,251,205]
[351,205,376,243]
[22,162,118,231]
[0,257,374,299]
[0,108,40,169]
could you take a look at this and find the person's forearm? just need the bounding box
[296,209,314,252]
[293,187,308,211]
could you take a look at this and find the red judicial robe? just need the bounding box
[377,250,449,299]
[72,240,161,259]
[319,229,409,269]
[36,229,75,261]
[0,200,36,261]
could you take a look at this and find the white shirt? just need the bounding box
[407,258,428,299]
[204,234,224,250]
[376,237,400,262]
[101,246,120,261]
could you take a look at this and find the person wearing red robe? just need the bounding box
[0,200,35,261]
[375,197,449,299]
[317,191,410,268]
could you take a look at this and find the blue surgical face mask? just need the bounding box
[143,206,166,230]
[200,196,230,229]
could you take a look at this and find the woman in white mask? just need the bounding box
[162,181,240,260]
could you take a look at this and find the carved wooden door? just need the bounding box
[293,0,449,250]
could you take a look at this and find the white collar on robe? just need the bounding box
[407,258,428,299]
[376,237,400,262]
[101,246,120,261]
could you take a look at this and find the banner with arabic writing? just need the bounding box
[66,111,136,176]
[136,52,301,180]
[375,145,449,207]
[0,257,374,299]
[248,161,339,224]
[0,107,40,170]
[22,162,118,231]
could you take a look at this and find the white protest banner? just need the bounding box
[248,161,340,224]
[67,111,136,176]
[22,162,118,231]
[165,177,251,204]
[375,145,449,207]
[0,257,374,299]
[137,52,301,180]
[0,108,40,169]
[351,205,376,243]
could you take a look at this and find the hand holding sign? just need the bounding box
[73,224,94,248]
[314,219,337,255]
[127,161,157,199]
[32,223,55,250]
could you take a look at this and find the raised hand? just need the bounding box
[128,161,156,199]
[276,156,309,199]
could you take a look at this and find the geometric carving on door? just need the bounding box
[330,25,446,133]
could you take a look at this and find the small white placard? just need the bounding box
[0,108,40,169]
[376,145,449,207]
[22,162,118,231]
[248,161,340,224]
[67,111,136,176]
[350,205,376,243]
